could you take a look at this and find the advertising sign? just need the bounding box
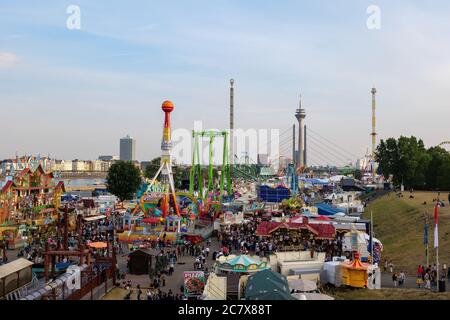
[183,271,206,296]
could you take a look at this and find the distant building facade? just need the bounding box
[72,160,89,172]
[98,155,118,161]
[1,156,115,175]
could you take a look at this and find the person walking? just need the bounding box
[416,276,423,289]
[389,261,394,273]
[392,273,398,287]
[137,285,142,300]
[399,271,406,286]
[424,272,431,290]
[447,266,450,283]
[443,263,447,280]
[417,265,423,278]
[384,259,388,272]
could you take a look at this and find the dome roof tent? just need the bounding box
[216,255,269,273]
[245,269,296,301]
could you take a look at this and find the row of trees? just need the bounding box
[375,136,450,190]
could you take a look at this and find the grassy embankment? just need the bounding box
[363,191,450,274]
[325,287,450,300]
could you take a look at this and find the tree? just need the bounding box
[353,169,363,180]
[144,157,189,189]
[106,161,142,202]
[144,157,163,180]
[375,138,400,185]
[375,136,450,190]
[426,147,450,190]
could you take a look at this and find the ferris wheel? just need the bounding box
[439,141,450,151]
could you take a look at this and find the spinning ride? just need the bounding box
[140,101,181,231]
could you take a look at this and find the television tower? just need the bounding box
[295,95,306,170]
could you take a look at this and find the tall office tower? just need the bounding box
[120,135,136,161]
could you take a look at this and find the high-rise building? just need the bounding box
[120,135,136,161]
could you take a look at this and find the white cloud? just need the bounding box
[0,52,19,68]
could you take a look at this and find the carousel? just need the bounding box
[214,255,269,274]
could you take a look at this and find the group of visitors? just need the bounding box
[217,215,344,262]
[392,271,406,287]
[122,283,184,300]
[416,264,450,290]
[384,259,450,290]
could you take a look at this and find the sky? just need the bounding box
[1,0,450,165]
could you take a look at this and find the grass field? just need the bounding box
[364,191,450,274]
[325,287,450,300]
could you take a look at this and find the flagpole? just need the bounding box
[426,211,429,267]
[371,210,374,266]
[435,204,440,292]
[436,245,439,292]
[436,211,439,291]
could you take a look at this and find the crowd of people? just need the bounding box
[384,259,450,290]
[121,282,185,300]
[415,264,450,290]
[217,216,344,262]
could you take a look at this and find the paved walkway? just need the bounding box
[6,239,450,299]
[380,271,449,291]
[115,238,223,296]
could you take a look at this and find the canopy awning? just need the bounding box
[83,215,107,222]
[0,258,34,279]
[88,242,108,249]
[39,208,55,215]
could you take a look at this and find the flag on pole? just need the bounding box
[367,232,373,254]
[424,223,428,245]
[367,212,373,255]
[434,203,439,249]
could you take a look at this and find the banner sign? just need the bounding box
[184,271,206,297]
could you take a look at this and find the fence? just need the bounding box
[66,265,115,300]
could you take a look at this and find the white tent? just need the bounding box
[367,264,381,290]
[342,231,383,257]
[292,293,334,300]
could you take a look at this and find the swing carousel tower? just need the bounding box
[160,100,175,184]
[148,100,180,228]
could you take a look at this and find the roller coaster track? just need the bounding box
[232,165,259,182]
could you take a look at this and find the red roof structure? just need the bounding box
[256,220,336,240]
[314,215,332,221]
[55,181,65,192]
[17,167,31,178]
[1,180,15,194]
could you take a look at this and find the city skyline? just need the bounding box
[1,1,450,163]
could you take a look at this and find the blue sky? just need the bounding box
[1,1,450,164]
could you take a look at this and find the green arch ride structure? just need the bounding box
[189,130,231,200]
